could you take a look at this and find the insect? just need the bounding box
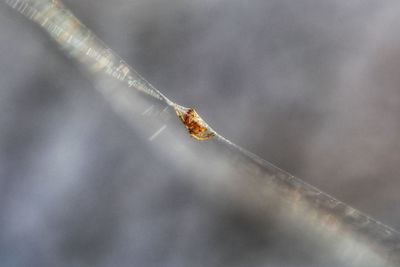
[174,106,215,141]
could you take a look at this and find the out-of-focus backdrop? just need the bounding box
[1,0,400,266]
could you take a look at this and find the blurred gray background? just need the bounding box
[1,0,400,266]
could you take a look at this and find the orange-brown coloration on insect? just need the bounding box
[175,107,215,141]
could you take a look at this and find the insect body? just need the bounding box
[174,106,215,141]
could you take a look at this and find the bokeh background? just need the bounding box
[1,0,400,266]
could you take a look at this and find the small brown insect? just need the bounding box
[174,106,215,141]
